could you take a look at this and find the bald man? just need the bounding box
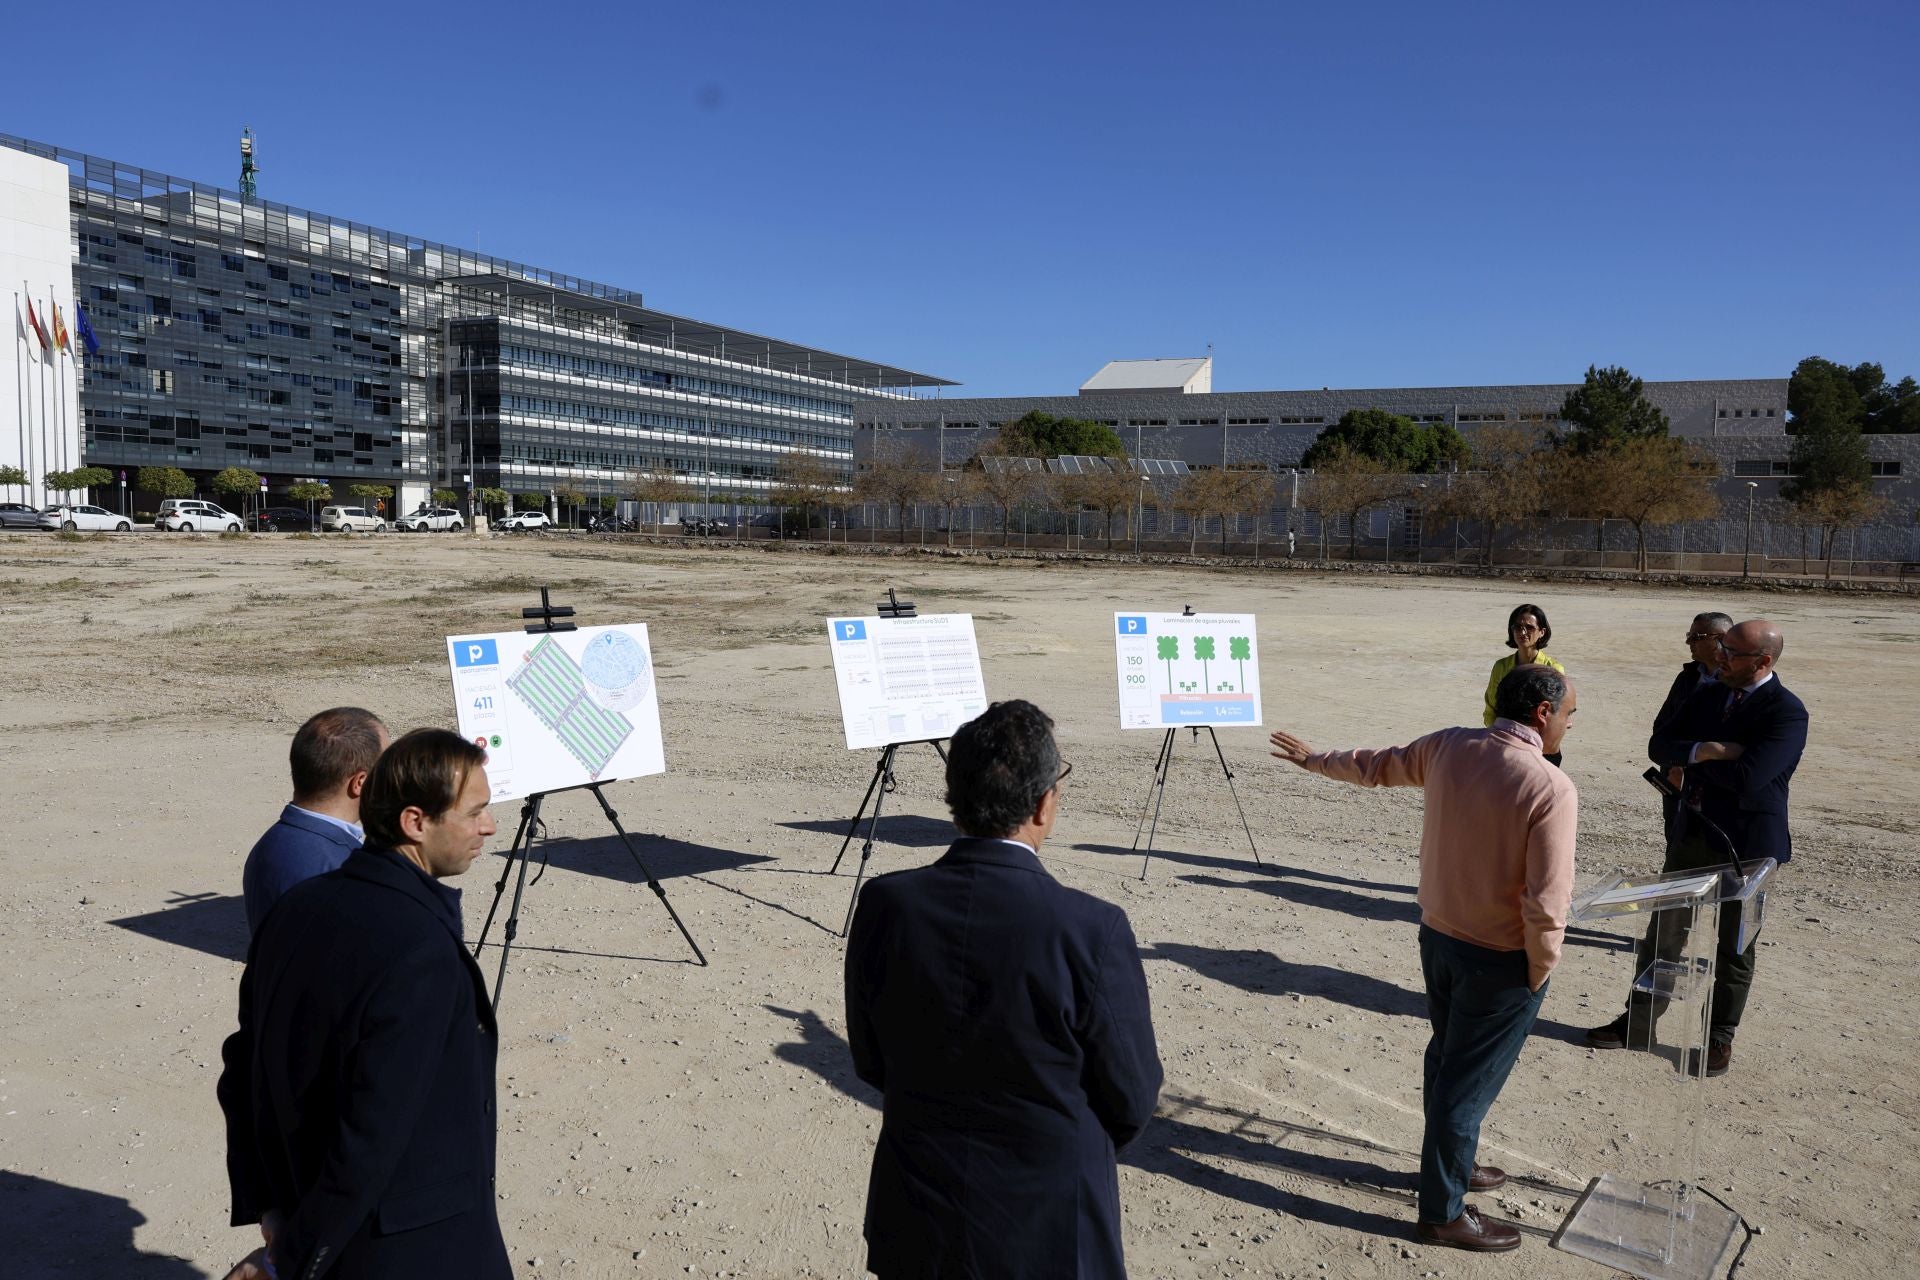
[1587,619,1808,1076]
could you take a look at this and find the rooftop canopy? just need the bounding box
[441,272,955,392]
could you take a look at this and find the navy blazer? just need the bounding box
[1648,675,1809,863]
[1650,661,1717,840]
[218,848,510,1280]
[845,837,1163,1280]
[242,805,363,937]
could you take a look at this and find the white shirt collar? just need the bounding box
[290,803,365,843]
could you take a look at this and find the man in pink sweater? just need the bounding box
[1269,665,1578,1254]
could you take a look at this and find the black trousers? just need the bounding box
[1627,832,1760,1043]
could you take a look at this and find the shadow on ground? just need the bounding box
[0,1171,207,1277]
[109,891,248,963]
[782,814,955,849]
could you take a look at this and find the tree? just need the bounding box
[1428,424,1550,566]
[1074,462,1145,549]
[476,487,511,519]
[1170,469,1238,554]
[996,410,1126,460]
[349,482,394,519]
[1301,447,1408,558]
[1223,469,1278,557]
[212,467,264,511]
[1789,484,1888,579]
[1228,636,1250,692]
[44,466,113,497]
[1790,356,1920,435]
[1194,635,1216,693]
[555,487,587,528]
[772,453,839,539]
[856,440,936,543]
[513,490,549,514]
[431,487,458,506]
[288,480,332,523]
[969,440,1044,546]
[624,473,688,533]
[1556,365,1670,455]
[137,466,196,501]
[1299,408,1468,473]
[0,464,27,494]
[1783,376,1884,573]
[1589,437,1722,574]
[1156,635,1179,693]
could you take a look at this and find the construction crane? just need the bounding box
[239,128,259,202]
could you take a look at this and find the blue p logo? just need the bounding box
[455,638,499,668]
[837,620,867,641]
[1117,615,1147,635]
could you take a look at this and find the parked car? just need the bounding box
[155,499,242,532]
[497,510,552,532]
[39,504,133,532]
[0,501,45,529]
[394,506,465,532]
[248,506,317,532]
[320,505,387,533]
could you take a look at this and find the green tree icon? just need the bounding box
[1194,635,1216,693]
[1156,635,1179,692]
[1229,636,1251,693]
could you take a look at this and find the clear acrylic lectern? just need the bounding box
[1550,858,1776,1280]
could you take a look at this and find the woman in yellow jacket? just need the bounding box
[1485,603,1568,765]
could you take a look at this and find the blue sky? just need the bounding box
[9,1,1915,395]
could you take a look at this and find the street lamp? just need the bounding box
[1743,481,1759,578]
[1135,473,1148,557]
[945,475,957,548]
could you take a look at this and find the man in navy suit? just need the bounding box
[1650,612,1732,842]
[845,700,1163,1279]
[1587,619,1808,1075]
[242,707,388,935]
[218,728,508,1280]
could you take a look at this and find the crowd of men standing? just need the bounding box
[214,608,1807,1278]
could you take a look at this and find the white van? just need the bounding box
[320,505,387,533]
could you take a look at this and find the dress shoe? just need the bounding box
[1416,1206,1521,1253]
[1686,1040,1733,1077]
[1584,1014,1653,1050]
[1469,1165,1508,1192]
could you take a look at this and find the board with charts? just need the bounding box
[446,625,667,802]
[1114,611,1262,729]
[826,613,989,750]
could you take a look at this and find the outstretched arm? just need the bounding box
[1271,729,1435,789]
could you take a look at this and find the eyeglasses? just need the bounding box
[1511,622,1541,634]
[1684,631,1721,642]
[1054,761,1073,788]
[1716,637,1767,659]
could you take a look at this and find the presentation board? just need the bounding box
[446,624,667,802]
[1114,611,1262,729]
[827,613,988,750]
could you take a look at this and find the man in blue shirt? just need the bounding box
[241,707,389,935]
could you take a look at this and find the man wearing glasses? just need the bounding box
[844,700,1162,1279]
[1586,618,1808,1076]
[1649,613,1734,839]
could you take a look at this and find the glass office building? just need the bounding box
[0,133,949,510]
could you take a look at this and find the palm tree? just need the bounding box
[1156,635,1178,693]
[1194,636,1217,693]
[1229,636,1251,692]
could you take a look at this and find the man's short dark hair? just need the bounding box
[290,707,387,801]
[945,701,1060,839]
[1695,611,1734,631]
[1494,664,1569,723]
[1504,603,1551,650]
[361,729,487,849]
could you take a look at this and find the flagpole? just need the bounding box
[13,292,28,503]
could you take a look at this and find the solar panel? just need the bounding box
[1128,458,1190,477]
[980,455,1045,476]
[1049,455,1121,475]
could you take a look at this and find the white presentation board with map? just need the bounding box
[446,624,666,802]
[1114,611,1262,729]
[826,613,989,750]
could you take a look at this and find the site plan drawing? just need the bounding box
[1114,611,1262,728]
[827,613,988,750]
[447,623,666,801]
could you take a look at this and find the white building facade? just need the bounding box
[2,146,83,506]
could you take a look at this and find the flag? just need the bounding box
[24,296,51,353]
[52,301,70,355]
[17,298,42,363]
[75,302,99,356]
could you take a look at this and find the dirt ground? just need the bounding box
[1,532,1915,1279]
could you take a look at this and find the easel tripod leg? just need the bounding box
[1131,728,1176,850]
[489,793,545,1016]
[1137,728,1177,880]
[587,784,708,967]
[828,751,891,875]
[1206,726,1261,865]
[841,745,897,937]
[476,796,538,956]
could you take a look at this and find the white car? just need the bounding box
[40,504,133,532]
[154,499,242,532]
[497,510,552,531]
[320,505,387,533]
[395,506,465,532]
